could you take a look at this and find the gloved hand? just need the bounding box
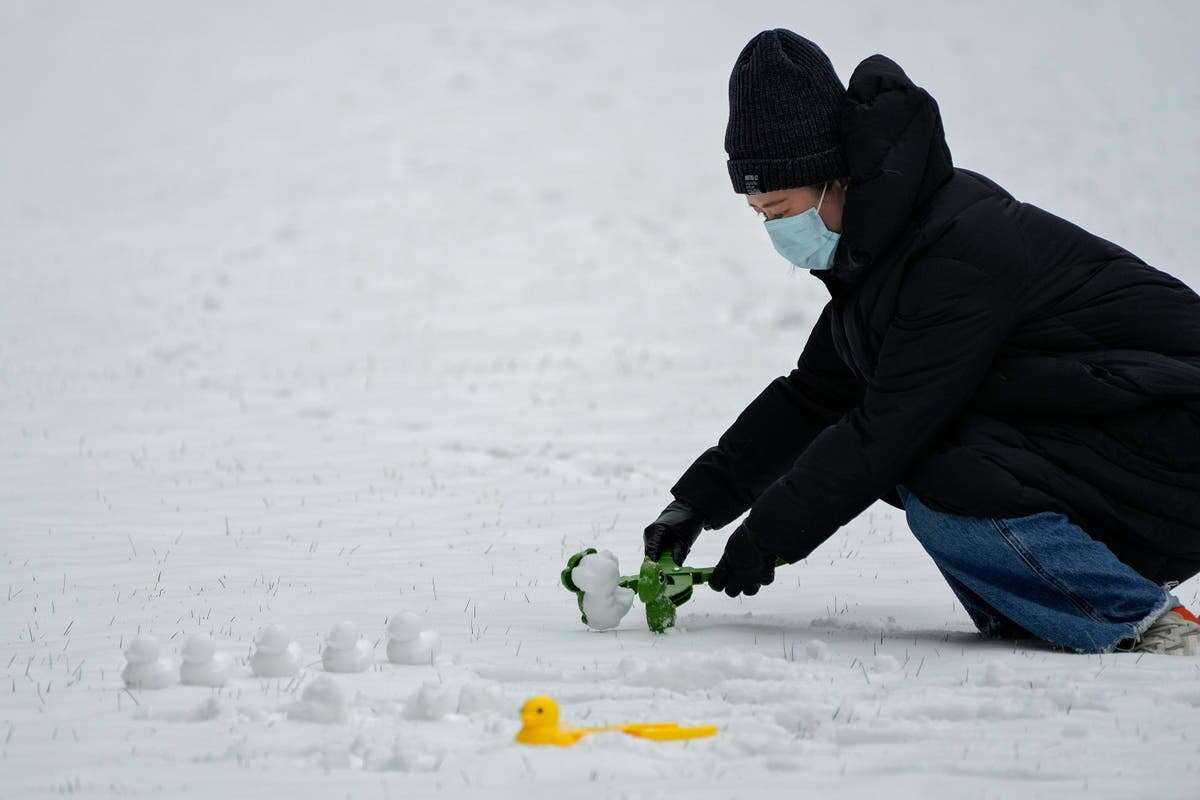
[643,499,706,566]
[709,522,776,597]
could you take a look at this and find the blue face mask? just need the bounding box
[762,181,840,271]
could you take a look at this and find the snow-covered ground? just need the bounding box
[3,2,1199,797]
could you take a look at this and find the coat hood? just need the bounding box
[818,54,955,287]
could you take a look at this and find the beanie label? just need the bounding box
[744,174,760,193]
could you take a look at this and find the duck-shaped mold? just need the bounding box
[514,696,587,746]
[514,695,718,746]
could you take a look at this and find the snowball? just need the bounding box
[387,612,422,642]
[571,550,634,631]
[387,630,440,665]
[124,634,160,665]
[181,633,216,664]
[326,621,360,650]
[121,637,177,689]
[255,623,293,655]
[570,549,621,593]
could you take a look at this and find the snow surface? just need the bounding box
[3,1,1199,798]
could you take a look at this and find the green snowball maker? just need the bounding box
[560,548,715,633]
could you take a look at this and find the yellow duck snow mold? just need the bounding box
[515,696,589,746]
[514,696,717,747]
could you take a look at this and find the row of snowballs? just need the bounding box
[122,612,440,690]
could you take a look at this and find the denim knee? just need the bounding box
[898,485,956,549]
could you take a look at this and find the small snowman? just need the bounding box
[122,634,177,690]
[250,623,303,678]
[386,612,441,665]
[571,550,635,631]
[321,621,373,673]
[180,633,235,686]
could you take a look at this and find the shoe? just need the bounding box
[1131,607,1200,655]
[1171,605,1199,624]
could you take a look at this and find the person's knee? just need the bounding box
[900,488,942,543]
[902,492,982,559]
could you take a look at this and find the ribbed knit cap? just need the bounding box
[725,29,847,194]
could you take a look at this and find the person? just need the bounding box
[643,29,1200,655]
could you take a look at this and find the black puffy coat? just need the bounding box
[671,54,1200,586]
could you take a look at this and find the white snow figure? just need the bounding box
[386,612,441,665]
[571,550,635,631]
[249,623,303,678]
[321,621,373,673]
[179,633,235,687]
[121,634,177,690]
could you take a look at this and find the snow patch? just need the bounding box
[403,681,459,721]
[809,614,904,634]
[616,652,795,691]
[376,735,444,773]
[456,682,514,716]
[286,676,350,724]
[803,639,831,661]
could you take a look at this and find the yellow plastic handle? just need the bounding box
[568,722,717,741]
[618,722,718,741]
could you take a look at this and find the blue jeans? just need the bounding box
[896,484,1179,653]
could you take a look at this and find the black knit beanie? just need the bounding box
[725,29,847,194]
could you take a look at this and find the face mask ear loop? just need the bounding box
[816,181,829,214]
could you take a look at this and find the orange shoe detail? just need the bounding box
[1170,606,1199,624]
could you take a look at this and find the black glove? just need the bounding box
[643,499,706,565]
[709,522,775,597]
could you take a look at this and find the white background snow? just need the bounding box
[3,1,1199,797]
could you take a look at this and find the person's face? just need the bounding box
[745,178,848,233]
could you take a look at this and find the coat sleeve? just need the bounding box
[669,302,865,530]
[744,256,1021,562]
